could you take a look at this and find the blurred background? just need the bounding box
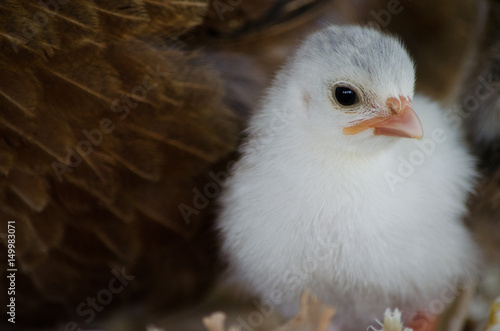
[0,0,499,330]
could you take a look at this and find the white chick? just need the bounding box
[217,25,479,331]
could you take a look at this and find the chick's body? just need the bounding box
[218,26,478,331]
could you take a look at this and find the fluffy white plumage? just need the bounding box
[217,25,479,331]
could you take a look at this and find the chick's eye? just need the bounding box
[335,87,359,106]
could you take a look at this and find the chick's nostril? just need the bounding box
[386,97,401,115]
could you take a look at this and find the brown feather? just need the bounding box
[0,0,239,326]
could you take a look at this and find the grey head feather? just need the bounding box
[287,25,416,99]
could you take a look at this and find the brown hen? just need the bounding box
[0,0,237,326]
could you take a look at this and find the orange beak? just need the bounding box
[343,96,423,139]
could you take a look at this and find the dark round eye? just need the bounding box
[334,86,359,106]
